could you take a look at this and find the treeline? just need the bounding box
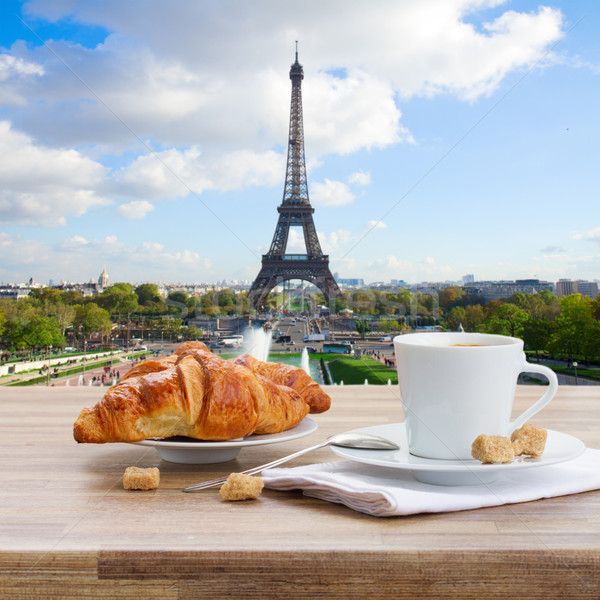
[460,292,600,362]
[0,283,246,353]
[0,288,113,352]
[339,287,600,363]
[438,288,600,362]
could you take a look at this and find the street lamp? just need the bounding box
[572,361,579,386]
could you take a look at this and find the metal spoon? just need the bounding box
[182,432,399,492]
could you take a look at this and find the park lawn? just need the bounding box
[7,358,117,386]
[205,351,398,385]
[550,365,600,382]
[325,356,397,385]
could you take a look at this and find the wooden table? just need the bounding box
[1,386,599,599]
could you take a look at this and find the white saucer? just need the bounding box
[134,417,318,464]
[330,423,585,486]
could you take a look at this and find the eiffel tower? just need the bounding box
[249,46,341,310]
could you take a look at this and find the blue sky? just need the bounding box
[0,0,598,284]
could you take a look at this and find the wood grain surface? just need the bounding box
[1,385,599,598]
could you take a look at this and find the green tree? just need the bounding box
[97,283,139,316]
[334,294,348,313]
[548,294,596,360]
[217,289,235,307]
[28,287,67,307]
[522,318,555,356]
[482,303,529,338]
[439,286,465,310]
[0,310,6,338]
[135,283,162,306]
[22,316,65,350]
[377,318,402,332]
[160,317,183,341]
[355,319,370,339]
[446,306,466,331]
[3,319,28,351]
[592,295,600,320]
[74,303,113,339]
[509,291,560,320]
[463,304,486,331]
[184,325,203,340]
[416,293,434,316]
[168,290,189,306]
[47,302,76,335]
[351,291,376,315]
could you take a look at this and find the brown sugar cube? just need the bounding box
[122,466,160,490]
[219,473,264,501]
[471,435,515,464]
[511,424,547,458]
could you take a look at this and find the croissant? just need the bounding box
[234,354,331,413]
[118,341,209,382]
[73,344,309,443]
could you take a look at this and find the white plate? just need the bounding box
[133,417,318,464]
[331,423,586,486]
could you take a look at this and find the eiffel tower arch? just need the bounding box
[249,46,342,310]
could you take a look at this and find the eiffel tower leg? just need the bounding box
[310,271,342,307]
[248,269,280,310]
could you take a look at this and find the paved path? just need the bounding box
[50,359,141,388]
[556,372,599,386]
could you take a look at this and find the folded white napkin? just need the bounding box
[262,448,600,517]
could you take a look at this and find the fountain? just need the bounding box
[241,323,323,383]
[300,347,310,376]
[244,325,273,362]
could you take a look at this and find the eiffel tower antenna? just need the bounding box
[248,46,342,311]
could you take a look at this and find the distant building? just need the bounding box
[464,279,553,302]
[336,278,365,287]
[390,279,408,287]
[577,280,599,298]
[462,274,475,284]
[0,285,32,300]
[98,267,109,290]
[53,282,99,297]
[556,279,599,298]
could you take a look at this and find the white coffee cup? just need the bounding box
[393,332,558,460]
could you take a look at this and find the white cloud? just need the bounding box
[541,245,566,254]
[7,1,562,155]
[283,227,351,254]
[318,229,352,254]
[116,147,284,199]
[0,54,44,104]
[330,254,457,282]
[349,171,371,186]
[311,179,355,207]
[573,227,600,245]
[284,228,307,254]
[61,235,90,248]
[0,54,44,80]
[0,121,109,225]
[0,232,211,282]
[367,220,386,230]
[117,200,154,219]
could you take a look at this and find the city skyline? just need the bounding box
[0,1,599,284]
[1,265,598,291]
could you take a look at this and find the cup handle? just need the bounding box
[510,362,558,433]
